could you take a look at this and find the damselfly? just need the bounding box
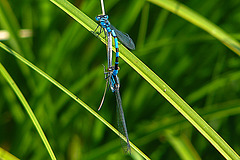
[95,14,135,153]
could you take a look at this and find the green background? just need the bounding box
[1,0,240,159]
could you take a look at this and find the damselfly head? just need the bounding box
[96,14,109,21]
[102,15,109,19]
[110,66,120,72]
[95,15,104,21]
[95,16,101,21]
[107,66,114,72]
[114,83,120,90]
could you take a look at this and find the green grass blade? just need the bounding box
[0,0,36,90]
[47,0,240,159]
[137,3,150,48]
[148,0,240,56]
[0,42,150,160]
[50,0,98,38]
[0,0,33,59]
[0,147,20,160]
[0,63,56,160]
[121,48,239,160]
[186,71,240,103]
[165,131,201,160]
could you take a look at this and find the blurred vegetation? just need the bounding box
[1,0,240,159]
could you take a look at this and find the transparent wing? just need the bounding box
[115,89,131,153]
[110,25,135,50]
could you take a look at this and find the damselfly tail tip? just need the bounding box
[98,94,105,111]
[122,144,131,155]
[98,103,103,111]
[126,146,131,155]
[98,79,108,111]
[98,92,105,111]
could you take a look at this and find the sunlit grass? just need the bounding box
[1,0,240,159]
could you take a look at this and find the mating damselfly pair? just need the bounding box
[94,13,135,153]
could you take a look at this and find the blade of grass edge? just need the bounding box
[0,147,20,160]
[165,130,201,160]
[148,0,240,56]
[0,42,150,160]
[120,45,239,160]
[0,0,33,59]
[0,63,57,160]
[47,0,240,159]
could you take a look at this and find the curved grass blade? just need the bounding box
[47,0,240,159]
[0,63,56,160]
[0,42,150,160]
[165,131,201,160]
[148,0,240,56]
[0,147,20,160]
[0,0,33,59]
